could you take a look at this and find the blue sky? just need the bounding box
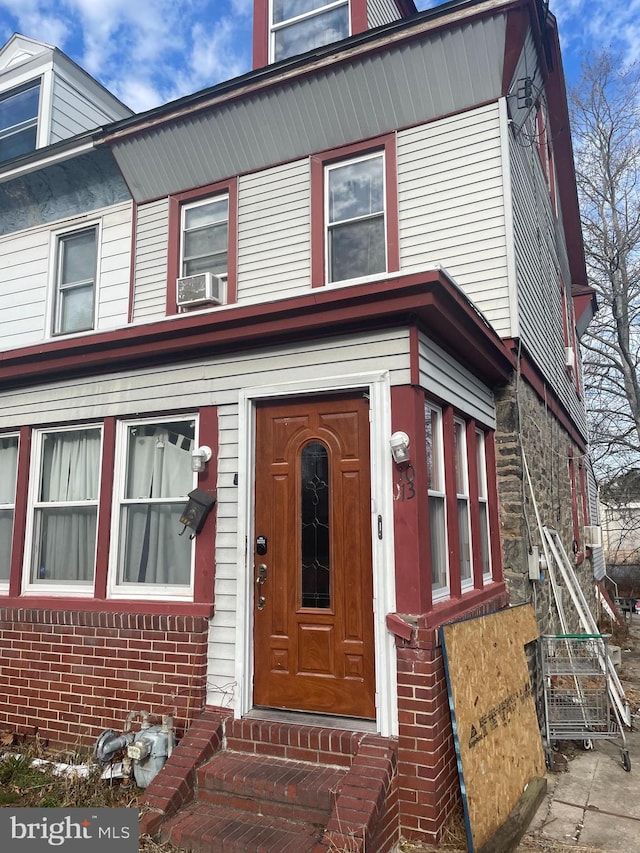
[0,1,638,112]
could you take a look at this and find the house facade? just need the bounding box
[0,0,598,846]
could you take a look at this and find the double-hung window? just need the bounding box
[111,417,196,597]
[271,0,350,62]
[53,226,98,335]
[326,152,386,283]
[454,418,472,588]
[0,435,19,585]
[475,429,492,581]
[0,80,40,163]
[179,194,229,305]
[426,404,448,598]
[27,426,102,591]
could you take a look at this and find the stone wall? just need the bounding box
[494,377,596,634]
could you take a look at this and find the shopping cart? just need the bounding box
[540,633,630,771]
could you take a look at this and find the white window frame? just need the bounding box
[180,195,229,306]
[324,150,387,285]
[0,433,19,592]
[475,428,493,582]
[454,417,473,590]
[269,0,350,62]
[108,414,199,601]
[51,223,100,337]
[426,403,449,601]
[23,424,102,597]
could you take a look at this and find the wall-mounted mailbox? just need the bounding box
[179,488,217,536]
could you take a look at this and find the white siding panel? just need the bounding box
[419,332,496,428]
[132,199,169,323]
[398,104,510,334]
[237,160,311,304]
[96,206,132,328]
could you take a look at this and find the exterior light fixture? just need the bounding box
[389,431,410,464]
[191,445,212,473]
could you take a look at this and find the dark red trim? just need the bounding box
[484,430,503,584]
[442,406,460,598]
[94,417,116,600]
[0,272,512,393]
[252,0,269,69]
[502,5,529,96]
[409,325,420,386]
[578,458,588,527]
[166,177,238,315]
[391,385,431,614]
[419,581,508,630]
[568,450,580,550]
[504,338,588,450]
[310,133,399,286]
[351,0,368,35]
[9,426,31,598]
[193,406,218,606]
[127,204,137,324]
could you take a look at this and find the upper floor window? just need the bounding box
[181,195,229,282]
[110,417,196,597]
[25,426,102,592]
[311,137,398,287]
[271,0,350,62]
[0,435,19,585]
[0,80,40,163]
[326,152,386,283]
[53,226,98,335]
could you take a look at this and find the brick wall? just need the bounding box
[0,608,208,746]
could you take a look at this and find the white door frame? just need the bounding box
[234,369,398,736]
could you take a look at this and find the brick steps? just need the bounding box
[140,709,399,853]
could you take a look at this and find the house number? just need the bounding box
[394,464,416,501]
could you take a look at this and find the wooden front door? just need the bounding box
[253,394,375,719]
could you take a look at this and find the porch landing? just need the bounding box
[139,708,399,852]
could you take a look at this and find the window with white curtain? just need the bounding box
[112,417,196,596]
[0,435,19,584]
[27,427,102,589]
[426,403,448,598]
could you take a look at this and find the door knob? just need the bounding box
[256,563,267,610]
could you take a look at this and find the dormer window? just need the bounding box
[271,0,350,62]
[0,79,40,163]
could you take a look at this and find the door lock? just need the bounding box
[256,563,267,610]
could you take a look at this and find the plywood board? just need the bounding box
[441,605,545,852]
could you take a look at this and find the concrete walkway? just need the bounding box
[522,616,640,852]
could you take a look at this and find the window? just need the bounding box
[181,195,229,283]
[454,419,472,588]
[271,0,349,62]
[426,404,448,598]
[27,427,102,590]
[0,435,19,584]
[475,429,492,580]
[326,152,386,283]
[54,227,97,335]
[0,80,40,163]
[111,418,196,596]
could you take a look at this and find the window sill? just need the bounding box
[0,594,214,617]
[420,581,508,630]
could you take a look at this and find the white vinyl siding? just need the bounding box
[0,202,131,349]
[0,328,410,704]
[237,160,311,303]
[131,199,169,323]
[367,0,403,28]
[418,333,496,428]
[398,104,510,335]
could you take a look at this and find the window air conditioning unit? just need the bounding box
[565,346,576,371]
[583,525,602,548]
[176,272,223,307]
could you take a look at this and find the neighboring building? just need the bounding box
[0,0,599,847]
[601,471,640,583]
